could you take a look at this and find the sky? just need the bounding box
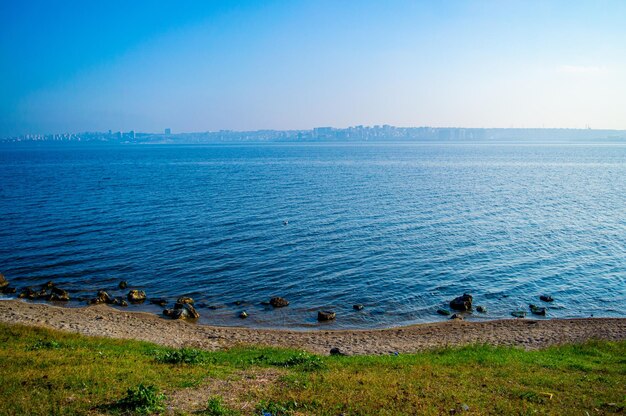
[1,0,625,135]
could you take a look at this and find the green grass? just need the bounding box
[0,322,624,415]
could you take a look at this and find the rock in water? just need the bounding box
[239,311,248,319]
[511,311,526,318]
[180,303,200,319]
[437,309,451,316]
[118,281,128,289]
[163,303,200,320]
[1,286,16,294]
[269,297,289,307]
[476,305,487,313]
[317,311,336,321]
[163,308,183,319]
[113,297,128,307]
[127,290,146,303]
[18,287,38,300]
[539,295,554,302]
[353,304,365,311]
[529,304,547,316]
[176,296,194,305]
[450,293,473,311]
[97,290,114,304]
[49,287,70,302]
[450,313,464,320]
[0,273,8,289]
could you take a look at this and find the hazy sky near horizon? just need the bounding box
[1,0,625,135]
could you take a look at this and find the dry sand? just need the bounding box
[1,299,624,355]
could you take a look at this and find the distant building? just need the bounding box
[165,128,171,135]
[313,127,333,139]
[129,130,136,140]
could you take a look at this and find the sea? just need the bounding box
[1,141,625,329]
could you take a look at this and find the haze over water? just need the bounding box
[1,142,625,329]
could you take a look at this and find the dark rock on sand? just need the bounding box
[163,303,200,320]
[330,347,345,356]
[450,294,473,311]
[476,306,487,313]
[529,304,547,316]
[127,290,146,303]
[317,311,336,321]
[176,296,194,305]
[450,314,464,320]
[353,304,364,311]
[150,298,168,307]
[118,281,128,290]
[0,273,8,289]
[269,297,289,307]
[437,309,451,316]
[540,295,554,302]
[511,311,526,318]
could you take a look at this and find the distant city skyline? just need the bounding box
[1,0,626,136]
[4,125,626,144]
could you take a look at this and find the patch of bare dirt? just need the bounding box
[165,368,285,415]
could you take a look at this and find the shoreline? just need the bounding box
[1,299,625,355]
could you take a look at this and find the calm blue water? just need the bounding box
[1,142,625,329]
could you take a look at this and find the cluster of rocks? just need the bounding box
[86,283,147,307]
[89,290,147,306]
[439,292,555,320]
[163,297,200,320]
[16,280,71,302]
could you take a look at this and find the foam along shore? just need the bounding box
[1,299,624,355]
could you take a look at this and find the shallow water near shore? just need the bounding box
[1,142,625,329]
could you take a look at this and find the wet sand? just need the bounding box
[1,299,624,355]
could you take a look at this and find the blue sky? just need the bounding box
[1,0,625,135]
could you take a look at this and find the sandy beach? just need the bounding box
[1,299,624,355]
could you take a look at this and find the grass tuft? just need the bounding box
[200,396,241,416]
[152,347,208,365]
[273,352,325,371]
[115,383,166,414]
[26,339,62,351]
